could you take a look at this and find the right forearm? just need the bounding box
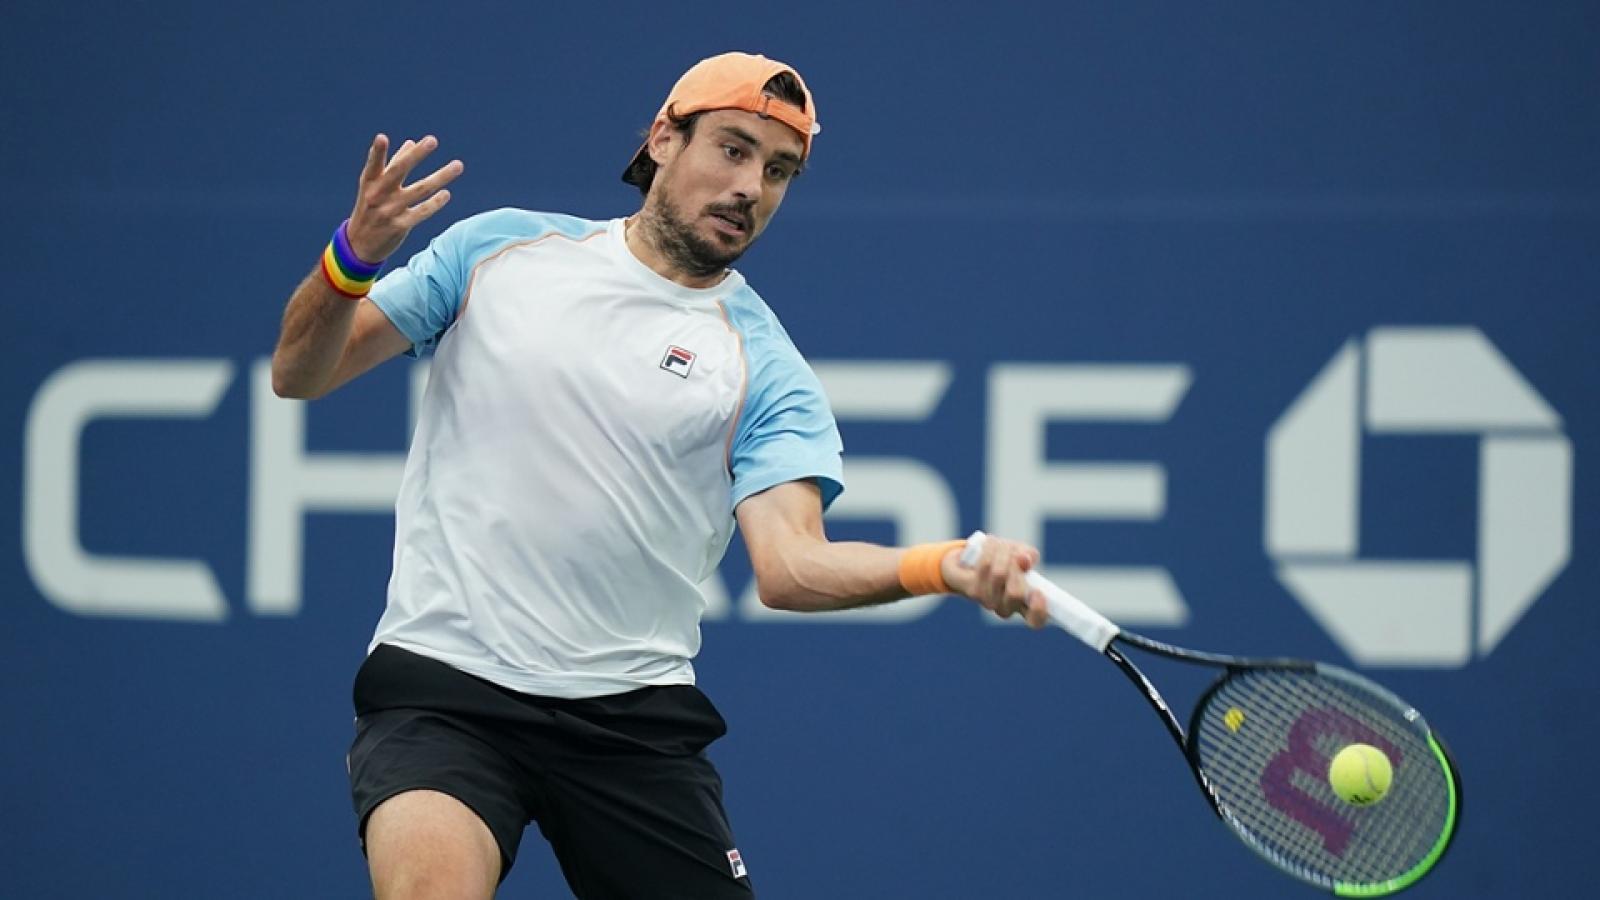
[270,267,359,398]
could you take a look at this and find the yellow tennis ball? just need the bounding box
[1328,743,1393,806]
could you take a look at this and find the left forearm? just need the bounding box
[752,537,910,612]
[736,480,1047,626]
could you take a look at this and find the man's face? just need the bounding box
[643,108,806,277]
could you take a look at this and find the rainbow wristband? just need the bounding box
[319,219,385,298]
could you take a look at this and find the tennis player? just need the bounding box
[271,52,1048,900]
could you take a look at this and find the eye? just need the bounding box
[723,144,744,161]
[765,164,793,183]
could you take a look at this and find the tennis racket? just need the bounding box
[961,531,1461,896]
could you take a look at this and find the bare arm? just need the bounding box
[270,134,463,399]
[270,285,411,398]
[735,480,1049,626]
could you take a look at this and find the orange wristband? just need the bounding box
[897,540,966,596]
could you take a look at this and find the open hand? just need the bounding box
[345,134,464,262]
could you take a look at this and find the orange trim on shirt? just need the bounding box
[715,300,749,478]
[456,228,606,323]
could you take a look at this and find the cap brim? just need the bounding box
[620,140,650,186]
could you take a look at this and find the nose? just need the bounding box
[731,162,764,205]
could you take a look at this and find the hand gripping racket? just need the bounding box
[961,532,1461,896]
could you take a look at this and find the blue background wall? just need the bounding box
[4,1,1596,897]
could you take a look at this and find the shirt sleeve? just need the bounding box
[729,329,845,512]
[367,225,470,358]
[368,208,560,357]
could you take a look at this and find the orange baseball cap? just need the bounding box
[621,52,820,186]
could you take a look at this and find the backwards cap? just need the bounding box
[621,52,819,187]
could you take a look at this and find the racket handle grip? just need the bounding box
[960,531,1120,652]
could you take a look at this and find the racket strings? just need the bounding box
[1193,669,1453,890]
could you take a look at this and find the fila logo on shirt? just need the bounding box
[726,848,747,879]
[660,345,696,378]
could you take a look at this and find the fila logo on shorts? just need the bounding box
[660,345,696,378]
[726,848,747,879]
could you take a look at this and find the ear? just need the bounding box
[645,117,678,168]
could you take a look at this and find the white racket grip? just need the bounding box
[960,531,1120,652]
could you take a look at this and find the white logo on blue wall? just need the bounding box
[1265,327,1572,667]
[22,329,1571,670]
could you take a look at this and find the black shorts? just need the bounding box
[347,644,755,899]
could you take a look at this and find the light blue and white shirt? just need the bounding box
[366,209,843,698]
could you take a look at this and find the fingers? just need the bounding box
[398,158,464,228]
[363,134,461,200]
[1003,562,1030,616]
[360,134,388,185]
[963,538,1042,624]
[967,542,1000,613]
[401,188,453,228]
[403,158,465,203]
[951,534,1049,631]
[348,133,463,260]
[1023,590,1050,629]
[382,134,439,187]
[973,543,1018,615]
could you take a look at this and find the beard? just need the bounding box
[641,187,754,280]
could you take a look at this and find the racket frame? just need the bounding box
[1102,630,1313,818]
[958,531,1461,896]
[1105,628,1463,896]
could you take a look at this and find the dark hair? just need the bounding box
[623,71,809,196]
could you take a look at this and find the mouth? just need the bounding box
[707,209,750,238]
